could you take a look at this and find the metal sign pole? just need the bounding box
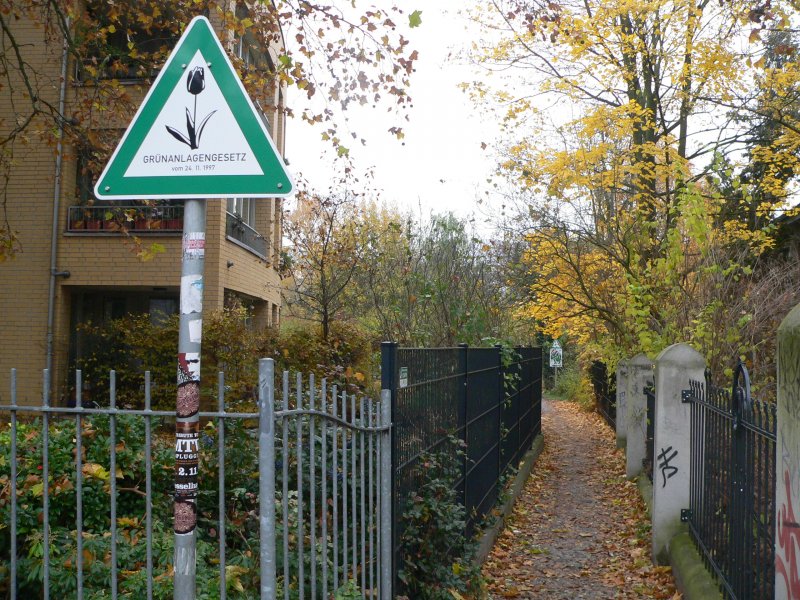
[174,198,206,600]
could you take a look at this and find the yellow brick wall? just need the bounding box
[0,13,66,404]
[0,12,288,405]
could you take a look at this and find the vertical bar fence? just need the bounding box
[644,381,655,482]
[3,363,393,599]
[3,345,537,600]
[590,360,616,428]
[684,362,776,599]
[383,343,543,593]
[264,366,392,600]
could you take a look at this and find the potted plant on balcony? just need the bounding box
[134,213,150,231]
[103,210,121,232]
[166,215,182,230]
[70,214,85,230]
[85,211,102,230]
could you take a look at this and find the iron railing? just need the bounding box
[68,204,184,233]
[0,368,266,599]
[264,362,392,600]
[590,360,616,428]
[685,363,776,599]
[226,212,268,258]
[644,382,655,482]
[381,343,542,590]
[1,362,390,600]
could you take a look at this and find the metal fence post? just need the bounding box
[495,344,504,477]
[379,341,397,598]
[458,343,468,513]
[10,369,17,600]
[259,359,276,600]
[379,389,393,600]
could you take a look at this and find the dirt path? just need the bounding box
[482,400,679,599]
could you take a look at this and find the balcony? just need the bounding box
[67,205,183,233]
[226,212,267,259]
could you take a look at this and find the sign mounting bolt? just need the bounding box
[181,64,187,69]
[277,183,283,189]
[104,186,110,191]
[207,62,212,67]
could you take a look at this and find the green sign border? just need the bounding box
[95,16,293,200]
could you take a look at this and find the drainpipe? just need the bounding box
[45,18,71,401]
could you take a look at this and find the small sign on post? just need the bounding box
[550,340,563,390]
[549,340,563,368]
[94,15,293,600]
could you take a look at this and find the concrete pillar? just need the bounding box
[616,359,629,449]
[625,354,654,479]
[776,304,800,599]
[651,343,705,563]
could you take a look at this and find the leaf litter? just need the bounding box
[482,400,680,599]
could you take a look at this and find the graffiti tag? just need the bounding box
[777,469,800,599]
[657,446,679,488]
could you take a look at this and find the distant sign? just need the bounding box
[549,345,563,368]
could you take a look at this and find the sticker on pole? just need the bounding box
[94,15,293,200]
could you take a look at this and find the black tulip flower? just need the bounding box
[166,66,217,150]
[186,67,205,95]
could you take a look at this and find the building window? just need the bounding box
[150,298,178,325]
[227,197,256,227]
[78,2,188,81]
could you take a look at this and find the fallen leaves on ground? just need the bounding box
[482,400,680,599]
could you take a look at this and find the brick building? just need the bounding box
[0,7,288,404]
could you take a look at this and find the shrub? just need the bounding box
[0,414,267,598]
[72,308,376,412]
[398,438,485,600]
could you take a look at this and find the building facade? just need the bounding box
[0,5,288,405]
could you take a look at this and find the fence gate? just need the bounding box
[261,359,392,600]
[684,362,776,599]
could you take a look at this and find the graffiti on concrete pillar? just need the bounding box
[657,446,678,488]
[777,469,800,599]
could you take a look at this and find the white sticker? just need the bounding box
[180,275,203,314]
[188,319,203,343]
[178,352,201,383]
[183,232,205,258]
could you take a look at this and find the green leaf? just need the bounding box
[409,10,422,28]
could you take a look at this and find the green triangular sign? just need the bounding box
[95,16,293,200]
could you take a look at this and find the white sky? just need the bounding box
[284,1,502,222]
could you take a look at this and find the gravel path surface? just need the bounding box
[482,400,679,599]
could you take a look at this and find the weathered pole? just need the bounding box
[174,199,206,600]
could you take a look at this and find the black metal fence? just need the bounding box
[644,382,655,482]
[685,363,776,599]
[381,343,542,587]
[590,360,616,428]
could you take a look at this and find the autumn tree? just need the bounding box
[357,209,529,346]
[0,0,420,259]
[282,185,364,341]
[468,0,800,377]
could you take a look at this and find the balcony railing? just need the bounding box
[226,212,267,258]
[68,205,184,233]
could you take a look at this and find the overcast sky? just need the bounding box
[284,1,503,223]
